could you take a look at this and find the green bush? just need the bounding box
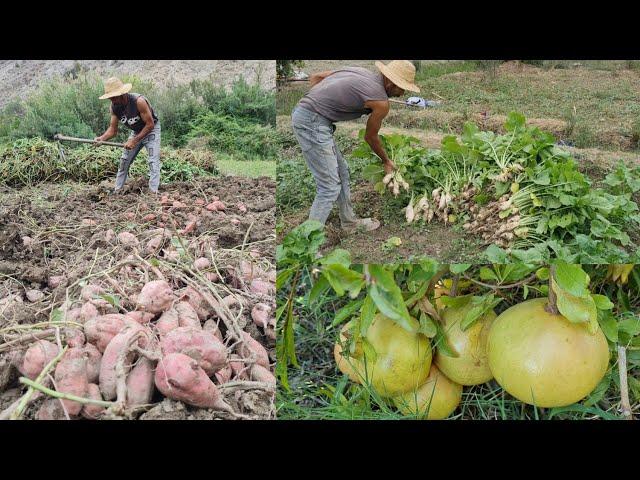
[186,111,283,161]
[146,82,204,147]
[191,76,275,126]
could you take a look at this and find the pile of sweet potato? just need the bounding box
[3,258,276,419]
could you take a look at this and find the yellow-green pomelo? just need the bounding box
[393,364,462,419]
[434,302,496,385]
[334,323,364,383]
[487,297,609,408]
[334,314,432,397]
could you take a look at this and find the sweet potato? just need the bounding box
[250,364,276,386]
[145,235,164,255]
[142,213,156,222]
[156,310,179,338]
[214,364,232,384]
[154,353,229,409]
[237,202,247,213]
[238,332,270,369]
[26,289,44,302]
[54,348,89,416]
[205,200,226,212]
[229,354,248,380]
[48,275,65,289]
[205,272,219,283]
[250,279,275,296]
[180,286,211,321]
[104,229,116,243]
[161,327,227,376]
[175,301,201,329]
[63,328,86,348]
[125,311,155,325]
[99,323,147,401]
[117,231,139,248]
[202,320,224,343]
[83,343,102,383]
[126,357,156,407]
[37,398,67,420]
[180,220,198,235]
[81,284,105,302]
[21,340,60,380]
[266,270,276,283]
[251,303,271,329]
[84,314,126,352]
[194,198,205,206]
[193,257,211,270]
[80,301,99,323]
[137,280,174,314]
[64,307,82,324]
[81,383,106,419]
[21,235,34,247]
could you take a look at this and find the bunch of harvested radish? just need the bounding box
[383,171,410,197]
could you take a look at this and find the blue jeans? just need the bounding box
[291,106,357,226]
[115,121,161,192]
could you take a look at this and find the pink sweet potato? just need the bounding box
[125,311,155,325]
[161,327,227,376]
[99,323,147,400]
[237,202,247,213]
[154,353,228,409]
[202,320,224,343]
[117,231,139,247]
[214,364,232,384]
[193,257,211,270]
[104,229,116,243]
[54,348,89,416]
[229,354,248,380]
[137,280,174,314]
[63,328,86,348]
[48,275,65,289]
[194,198,205,206]
[37,398,67,420]
[142,213,156,222]
[205,272,219,283]
[180,286,211,321]
[250,279,275,296]
[64,307,83,324]
[82,343,102,383]
[145,235,164,255]
[81,284,105,302]
[81,383,106,419]
[84,314,126,352]
[250,364,276,386]
[126,357,156,407]
[26,289,44,302]
[80,301,99,323]
[205,200,226,212]
[180,220,198,235]
[156,310,179,338]
[175,301,201,329]
[238,332,269,369]
[251,303,271,329]
[21,340,60,380]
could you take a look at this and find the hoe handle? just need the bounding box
[53,134,126,148]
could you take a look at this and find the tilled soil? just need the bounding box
[0,176,276,420]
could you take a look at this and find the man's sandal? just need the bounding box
[342,218,381,234]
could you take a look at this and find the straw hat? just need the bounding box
[99,77,132,99]
[374,60,421,93]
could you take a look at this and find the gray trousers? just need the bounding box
[291,106,357,226]
[115,121,161,192]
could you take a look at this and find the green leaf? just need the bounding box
[308,274,330,305]
[276,268,294,290]
[51,308,64,323]
[460,295,502,331]
[449,264,471,274]
[418,311,437,338]
[583,374,612,407]
[331,299,364,327]
[368,265,418,333]
[361,337,378,365]
[591,294,614,311]
[536,267,549,281]
[359,295,377,336]
[322,264,365,298]
[597,310,618,343]
[100,294,120,308]
[479,267,498,281]
[318,248,352,267]
[553,262,590,298]
[523,284,529,299]
[433,321,459,358]
[438,295,472,309]
[553,276,598,333]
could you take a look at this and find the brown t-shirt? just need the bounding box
[298,67,388,122]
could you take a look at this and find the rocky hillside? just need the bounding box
[0,60,275,108]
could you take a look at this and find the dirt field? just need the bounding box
[0,176,276,420]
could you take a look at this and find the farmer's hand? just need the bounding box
[124,139,137,150]
[93,136,104,147]
[383,159,396,175]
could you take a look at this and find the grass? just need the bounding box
[277,60,640,151]
[217,157,275,178]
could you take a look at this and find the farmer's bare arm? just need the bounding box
[363,100,395,174]
[95,114,119,142]
[309,70,334,87]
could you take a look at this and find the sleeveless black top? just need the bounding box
[111,93,159,133]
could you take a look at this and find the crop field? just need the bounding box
[275,225,640,420]
[0,70,277,420]
[276,61,640,263]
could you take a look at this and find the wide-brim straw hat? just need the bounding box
[99,77,133,99]
[375,60,421,93]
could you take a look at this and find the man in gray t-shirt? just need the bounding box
[291,60,421,232]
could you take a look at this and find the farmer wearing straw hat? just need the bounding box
[94,77,161,193]
[291,60,420,233]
